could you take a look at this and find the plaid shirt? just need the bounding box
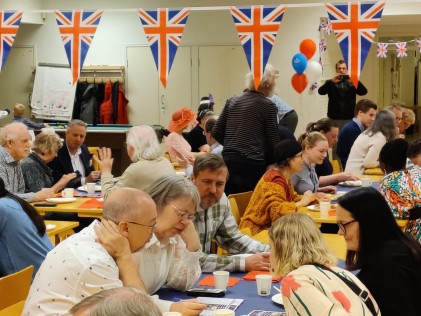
[0,146,35,201]
[194,193,269,272]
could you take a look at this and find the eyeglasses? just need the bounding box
[169,203,196,221]
[126,221,156,231]
[337,220,357,233]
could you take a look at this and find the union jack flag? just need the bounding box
[325,1,385,87]
[138,8,190,88]
[55,10,103,85]
[377,43,388,58]
[230,5,286,89]
[0,11,23,71]
[395,42,407,58]
[417,38,421,53]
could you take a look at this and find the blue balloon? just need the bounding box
[292,53,308,74]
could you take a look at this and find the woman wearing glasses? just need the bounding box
[337,187,421,316]
[133,175,206,315]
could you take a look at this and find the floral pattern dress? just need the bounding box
[281,265,381,315]
[379,166,421,242]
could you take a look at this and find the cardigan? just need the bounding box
[21,152,54,193]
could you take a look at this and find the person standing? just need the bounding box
[337,99,377,169]
[318,60,367,127]
[212,64,280,195]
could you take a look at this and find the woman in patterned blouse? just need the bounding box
[269,213,380,315]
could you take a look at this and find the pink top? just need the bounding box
[165,132,194,168]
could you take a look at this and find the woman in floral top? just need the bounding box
[269,213,380,315]
[378,139,421,242]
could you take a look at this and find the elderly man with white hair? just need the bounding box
[0,122,54,202]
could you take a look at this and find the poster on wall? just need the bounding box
[31,66,76,121]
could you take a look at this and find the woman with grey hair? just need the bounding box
[21,131,77,193]
[345,109,398,175]
[95,125,175,200]
[132,175,206,315]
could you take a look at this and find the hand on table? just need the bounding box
[86,170,101,183]
[318,185,337,194]
[34,188,55,201]
[300,190,316,206]
[54,173,77,192]
[315,192,330,202]
[336,172,358,182]
[93,147,114,174]
[170,299,206,315]
[245,252,270,272]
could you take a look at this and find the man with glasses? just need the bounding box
[24,188,157,316]
[191,154,270,272]
[0,122,54,201]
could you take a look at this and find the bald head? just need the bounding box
[0,122,31,161]
[0,122,28,145]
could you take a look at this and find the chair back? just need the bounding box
[227,191,253,222]
[228,197,241,224]
[0,265,34,311]
[322,234,347,260]
[0,301,25,316]
[217,227,252,255]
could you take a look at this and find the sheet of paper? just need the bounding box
[247,311,287,316]
[197,297,243,316]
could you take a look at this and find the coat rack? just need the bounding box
[79,66,125,84]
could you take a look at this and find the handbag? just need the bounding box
[313,264,378,315]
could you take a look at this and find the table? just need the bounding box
[34,197,103,219]
[45,220,79,245]
[41,124,132,176]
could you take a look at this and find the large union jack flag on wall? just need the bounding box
[55,10,103,85]
[325,1,385,87]
[0,11,23,71]
[230,5,286,89]
[138,8,190,89]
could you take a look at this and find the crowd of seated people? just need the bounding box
[2,63,421,315]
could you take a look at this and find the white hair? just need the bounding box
[245,63,276,91]
[126,125,161,162]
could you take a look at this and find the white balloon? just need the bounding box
[305,61,322,83]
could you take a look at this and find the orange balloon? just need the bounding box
[300,39,317,60]
[291,73,308,94]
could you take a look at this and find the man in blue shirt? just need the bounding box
[337,99,377,169]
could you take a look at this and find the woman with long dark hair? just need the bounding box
[337,187,421,315]
[0,178,53,279]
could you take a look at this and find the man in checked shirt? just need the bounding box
[191,154,270,272]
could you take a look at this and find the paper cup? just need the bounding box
[319,201,331,217]
[256,274,272,296]
[213,271,229,291]
[86,182,96,194]
[361,178,372,187]
[62,188,74,198]
[213,309,235,316]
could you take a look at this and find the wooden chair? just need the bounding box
[227,191,253,222]
[88,146,100,171]
[217,227,253,255]
[396,219,409,233]
[228,197,241,224]
[0,265,34,311]
[0,301,25,316]
[323,233,347,260]
[331,160,342,174]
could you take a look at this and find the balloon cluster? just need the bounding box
[291,39,322,94]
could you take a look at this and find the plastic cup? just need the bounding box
[213,271,229,291]
[62,188,74,198]
[361,178,372,187]
[213,310,235,316]
[256,274,272,296]
[86,183,96,194]
[320,201,331,217]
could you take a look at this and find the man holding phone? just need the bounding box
[318,60,368,128]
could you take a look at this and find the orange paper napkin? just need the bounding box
[197,275,241,287]
[79,198,104,209]
[328,210,336,216]
[242,270,282,282]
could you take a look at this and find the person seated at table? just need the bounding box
[165,107,205,169]
[269,213,380,315]
[133,175,206,315]
[94,125,175,200]
[187,108,216,152]
[67,287,162,316]
[0,178,53,280]
[337,187,421,316]
[191,154,271,272]
[336,99,377,169]
[21,131,77,193]
[291,131,336,194]
[23,188,157,315]
[239,139,315,235]
[0,122,54,202]
[204,118,223,157]
[398,108,416,137]
[48,119,100,188]
[378,138,421,242]
[306,117,358,184]
[345,109,398,175]
[408,139,421,167]
[13,103,50,130]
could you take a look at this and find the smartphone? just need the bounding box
[186,288,226,297]
[34,202,58,207]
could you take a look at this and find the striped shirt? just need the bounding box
[212,90,280,162]
[0,146,35,201]
[193,193,269,272]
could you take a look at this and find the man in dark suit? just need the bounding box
[48,119,100,188]
[337,99,377,169]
